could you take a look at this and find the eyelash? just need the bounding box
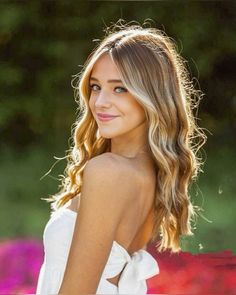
[89,84,127,93]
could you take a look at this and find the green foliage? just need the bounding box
[0,143,67,238]
[180,145,236,253]
[1,1,235,147]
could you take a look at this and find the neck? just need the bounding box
[110,133,150,159]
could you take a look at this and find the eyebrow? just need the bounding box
[90,77,123,83]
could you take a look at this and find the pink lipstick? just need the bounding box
[97,113,119,122]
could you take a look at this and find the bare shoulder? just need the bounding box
[83,152,139,203]
[86,152,129,169]
[85,152,137,180]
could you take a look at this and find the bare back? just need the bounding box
[65,152,156,288]
[67,152,156,253]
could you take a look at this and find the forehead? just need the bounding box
[90,53,120,78]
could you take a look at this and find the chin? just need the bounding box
[99,133,114,139]
[98,130,118,139]
[98,127,127,139]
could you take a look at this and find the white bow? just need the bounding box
[117,250,160,294]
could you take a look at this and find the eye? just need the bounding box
[89,84,127,93]
[89,84,100,91]
[114,86,127,93]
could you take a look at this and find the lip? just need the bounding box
[97,114,118,122]
[96,113,118,118]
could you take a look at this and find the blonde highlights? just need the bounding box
[43,21,207,253]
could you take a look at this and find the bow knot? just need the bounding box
[118,250,160,294]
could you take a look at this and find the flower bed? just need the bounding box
[0,238,235,294]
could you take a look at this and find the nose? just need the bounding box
[94,91,112,108]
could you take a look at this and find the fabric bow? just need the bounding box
[117,249,160,294]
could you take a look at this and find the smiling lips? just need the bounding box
[97,112,118,118]
[96,113,119,122]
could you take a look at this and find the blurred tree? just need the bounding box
[0,1,235,149]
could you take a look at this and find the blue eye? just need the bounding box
[114,87,127,93]
[89,84,127,93]
[89,84,100,91]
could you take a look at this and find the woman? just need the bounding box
[36,20,207,294]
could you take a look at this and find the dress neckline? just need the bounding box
[52,207,149,258]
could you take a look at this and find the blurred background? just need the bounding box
[1,1,236,293]
[0,0,235,262]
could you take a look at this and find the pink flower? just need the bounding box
[0,238,43,294]
[147,244,236,294]
[0,238,235,294]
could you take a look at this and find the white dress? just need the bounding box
[36,207,160,294]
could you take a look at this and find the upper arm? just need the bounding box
[58,154,138,295]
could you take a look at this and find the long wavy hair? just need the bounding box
[43,20,207,253]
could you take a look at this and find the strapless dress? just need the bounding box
[36,207,160,294]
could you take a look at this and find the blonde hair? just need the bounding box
[43,20,207,253]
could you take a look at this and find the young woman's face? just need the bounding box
[88,53,146,139]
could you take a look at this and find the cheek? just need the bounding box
[135,108,146,123]
[128,100,146,121]
[121,105,146,128]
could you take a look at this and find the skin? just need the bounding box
[58,52,156,294]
